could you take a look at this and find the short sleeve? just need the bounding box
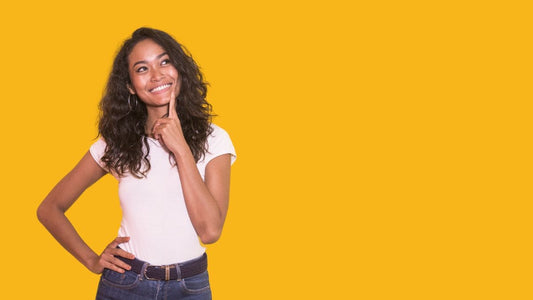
[201,124,237,167]
[89,137,109,171]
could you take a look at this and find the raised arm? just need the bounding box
[37,151,134,274]
[175,152,232,244]
[152,91,232,244]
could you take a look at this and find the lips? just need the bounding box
[149,83,172,93]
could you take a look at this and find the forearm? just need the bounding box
[37,151,108,272]
[151,100,231,243]
[174,148,225,243]
[37,203,99,269]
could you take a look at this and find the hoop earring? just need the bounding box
[128,94,138,111]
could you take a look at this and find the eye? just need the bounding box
[161,59,170,66]
[136,66,148,73]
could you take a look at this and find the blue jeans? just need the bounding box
[95,268,212,300]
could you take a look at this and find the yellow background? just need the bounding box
[1,0,531,299]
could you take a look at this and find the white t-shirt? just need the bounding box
[90,124,236,265]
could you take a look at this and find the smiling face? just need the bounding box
[127,39,180,110]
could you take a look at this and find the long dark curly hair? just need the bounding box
[98,27,213,178]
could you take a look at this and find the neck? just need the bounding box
[145,106,168,136]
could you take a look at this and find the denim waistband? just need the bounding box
[116,252,207,281]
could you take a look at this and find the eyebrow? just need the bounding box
[132,52,169,68]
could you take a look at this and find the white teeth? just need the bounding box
[151,83,171,92]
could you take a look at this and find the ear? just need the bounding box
[127,84,136,95]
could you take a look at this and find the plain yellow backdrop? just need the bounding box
[0,0,531,299]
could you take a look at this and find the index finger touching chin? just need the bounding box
[168,88,177,118]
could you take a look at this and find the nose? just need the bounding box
[150,67,164,82]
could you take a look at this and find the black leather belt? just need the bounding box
[116,252,207,281]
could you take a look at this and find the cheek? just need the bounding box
[170,69,181,92]
[166,64,179,78]
[129,75,146,93]
[170,69,179,81]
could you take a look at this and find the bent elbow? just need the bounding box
[36,204,47,226]
[199,228,222,244]
[200,235,219,245]
[37,202,58,225]
[36,202,50,225]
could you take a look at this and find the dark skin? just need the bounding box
[37,39,232,274]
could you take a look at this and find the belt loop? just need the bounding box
[164,265,170,281]
[175,263,182,281]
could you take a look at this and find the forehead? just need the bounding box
[128,39,166,65]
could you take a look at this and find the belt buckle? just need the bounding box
[143,264,172,281]
[143,264,158,281]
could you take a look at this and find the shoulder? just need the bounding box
[90,137,107,155]
[92,136,107,147]
[208,124,231,140]
[201,124,236,165]
[89,137,108,170]
[206,124,234,151]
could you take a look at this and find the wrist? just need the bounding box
[82,252,100,271]
[170,144,192,160]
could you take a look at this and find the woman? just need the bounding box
[37,27,236,299]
